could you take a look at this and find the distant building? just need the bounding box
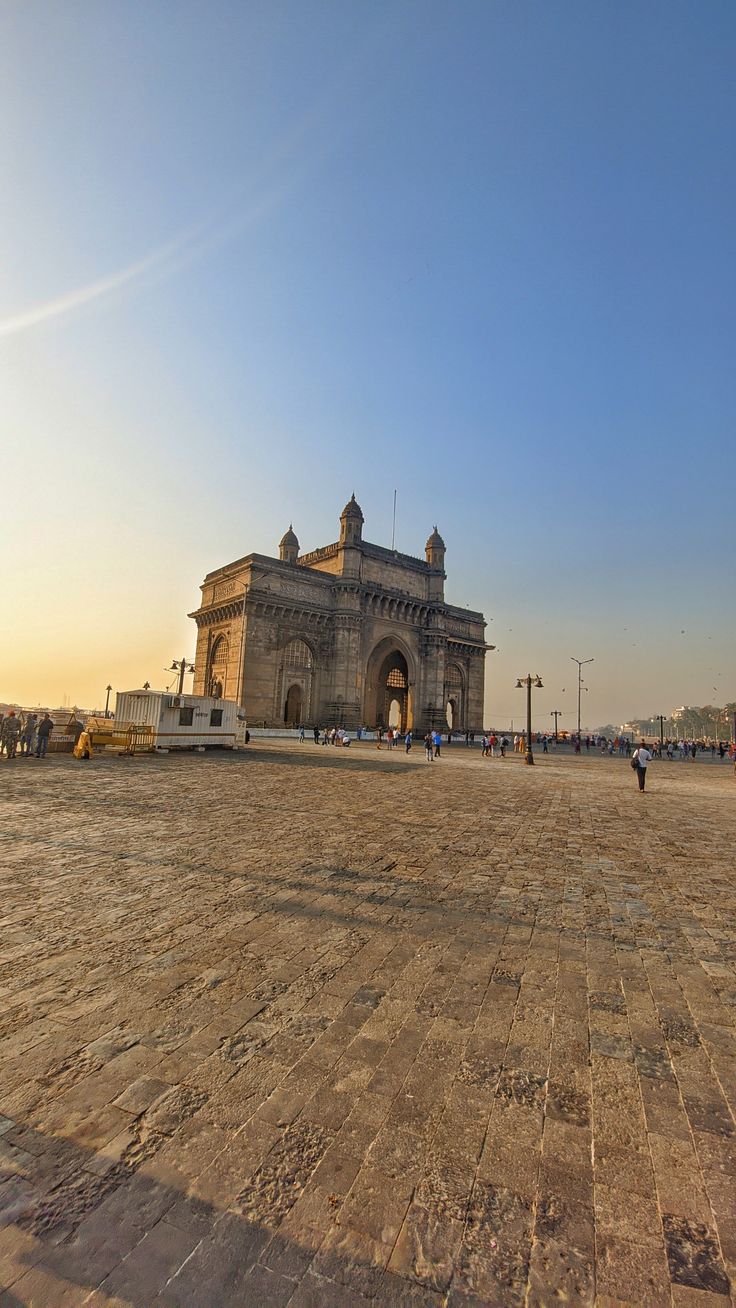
[189,496,491,731]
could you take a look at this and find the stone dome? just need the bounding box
[279,525,299,548]
[426,526,445,550]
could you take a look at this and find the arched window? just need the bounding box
[445,664,464,691]
[283,639,313,670]
[210,635,228,666]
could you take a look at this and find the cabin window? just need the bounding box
[179,708,194,726]
[210,709,223,727]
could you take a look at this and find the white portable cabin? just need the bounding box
[114,690,241,750]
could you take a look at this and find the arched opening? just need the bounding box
[388,697,402,728]
[208,635,228,698]
[279,639,313,724]
[444,664,465,733]
[284,684,302,725]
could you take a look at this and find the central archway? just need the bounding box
[364,641,413,733]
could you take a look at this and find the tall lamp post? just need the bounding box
[550,710,563,742]
[516,674,543,765]
[170,657,195,695]
[104,684,113,719]
[655,714,665,746]
[570,657,593,740]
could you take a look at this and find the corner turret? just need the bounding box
[279,525,299,565]
[425,527,445,600]
[339,494,364,548]
[425,527,446,570]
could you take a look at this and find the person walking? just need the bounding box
[632,739,652,791]
[432,729,442,758]
[35,714,54,757]
[298,724,305,743]
[424,731,434,762]
[405,730,412,754]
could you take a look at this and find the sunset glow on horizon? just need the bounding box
[2,2,734,728]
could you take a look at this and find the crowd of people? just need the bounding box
[303,725,352,747]
[294,721,736,770]
[5,706,735,771]
[0,711,62,759]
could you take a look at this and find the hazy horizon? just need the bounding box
[2,2,734,728]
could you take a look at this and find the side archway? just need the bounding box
[284,684,303,725]
[207,634,229,698]
[444,662,465,733]
[277,637,314,724]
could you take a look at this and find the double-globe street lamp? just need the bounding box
[169,657,195,696]
[516,674,544,765]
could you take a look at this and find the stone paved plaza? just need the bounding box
[1,743,734,1307]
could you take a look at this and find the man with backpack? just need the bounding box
[632,740,652,791]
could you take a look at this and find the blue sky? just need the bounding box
[1,1,734,724]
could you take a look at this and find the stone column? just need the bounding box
[328,597,363,728]
[419,629,447,733]
[467,650,487,731]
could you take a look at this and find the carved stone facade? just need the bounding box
[189,497,491,731]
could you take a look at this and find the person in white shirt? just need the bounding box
[632,740,652,791]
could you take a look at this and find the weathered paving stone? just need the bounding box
[662,1214,731,1294]
[682,1096,735,1137]
[545,1081,591,1127]
[589,990,627,1014]
[455,1182,533,1303]
[590,1031,634,1060]
[1,742,734,1304]
[526,1236,594,1306]
[235,1120,332,1226]
[495,1068,547,1108]
[661,1014,702,1049]
[456,1055,500,1089]
[634,1044,677,1080]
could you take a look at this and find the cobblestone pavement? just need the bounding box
[1,742,734,1307]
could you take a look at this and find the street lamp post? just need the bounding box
[550,710,563,742]
[170,657,195,696]
[516,674,543,765]
[104,684,112,719]
[570,657,594,741]
[655,714,665,746]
